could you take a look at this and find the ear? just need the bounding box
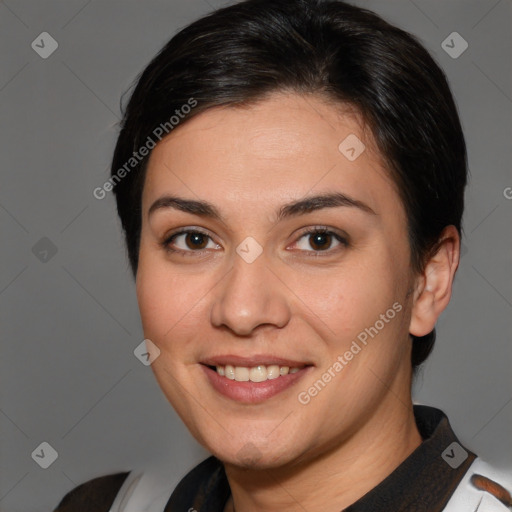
[409,226,461,337]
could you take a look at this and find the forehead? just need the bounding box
[142,92,398,218]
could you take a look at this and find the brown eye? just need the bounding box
[162,229,219,255]
[292,228,348,254]
[185,232,209,250]
[308,232,333,251]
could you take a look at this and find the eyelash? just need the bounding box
[161,227,349,258]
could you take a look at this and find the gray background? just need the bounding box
[0,0,511,510]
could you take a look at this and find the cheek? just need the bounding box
[136,251,213,350]
[306,257,401,329]
[303,251,410,369]
[136,249,179,339]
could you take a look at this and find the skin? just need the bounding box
[136,92,460,512]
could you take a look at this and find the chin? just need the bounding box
[203,434,303,470]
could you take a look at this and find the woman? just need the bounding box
[55,0,511,510]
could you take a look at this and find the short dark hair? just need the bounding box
[111,0,468,369]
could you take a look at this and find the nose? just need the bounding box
[210,251,291,336]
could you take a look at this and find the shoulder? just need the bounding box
[53,457,220,512]
[53,471,131,512]
[443,458,512,511]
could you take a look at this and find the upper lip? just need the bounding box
[201,354,312,367]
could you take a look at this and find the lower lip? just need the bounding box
[201,365,313,404]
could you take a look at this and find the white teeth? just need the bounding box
[212,363,303,381]
[266,365,280,380]
[225,365,235,380]
[249,365,267,383]
[234,366,249,381]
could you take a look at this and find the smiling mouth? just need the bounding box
[206,363,306,382]
[201,361,313,403]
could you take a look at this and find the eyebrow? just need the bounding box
[148,192,377,222]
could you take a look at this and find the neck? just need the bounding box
[223,398,422,512]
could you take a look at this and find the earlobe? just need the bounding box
[409,226,460,337]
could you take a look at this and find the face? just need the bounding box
[136,92,418,469]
